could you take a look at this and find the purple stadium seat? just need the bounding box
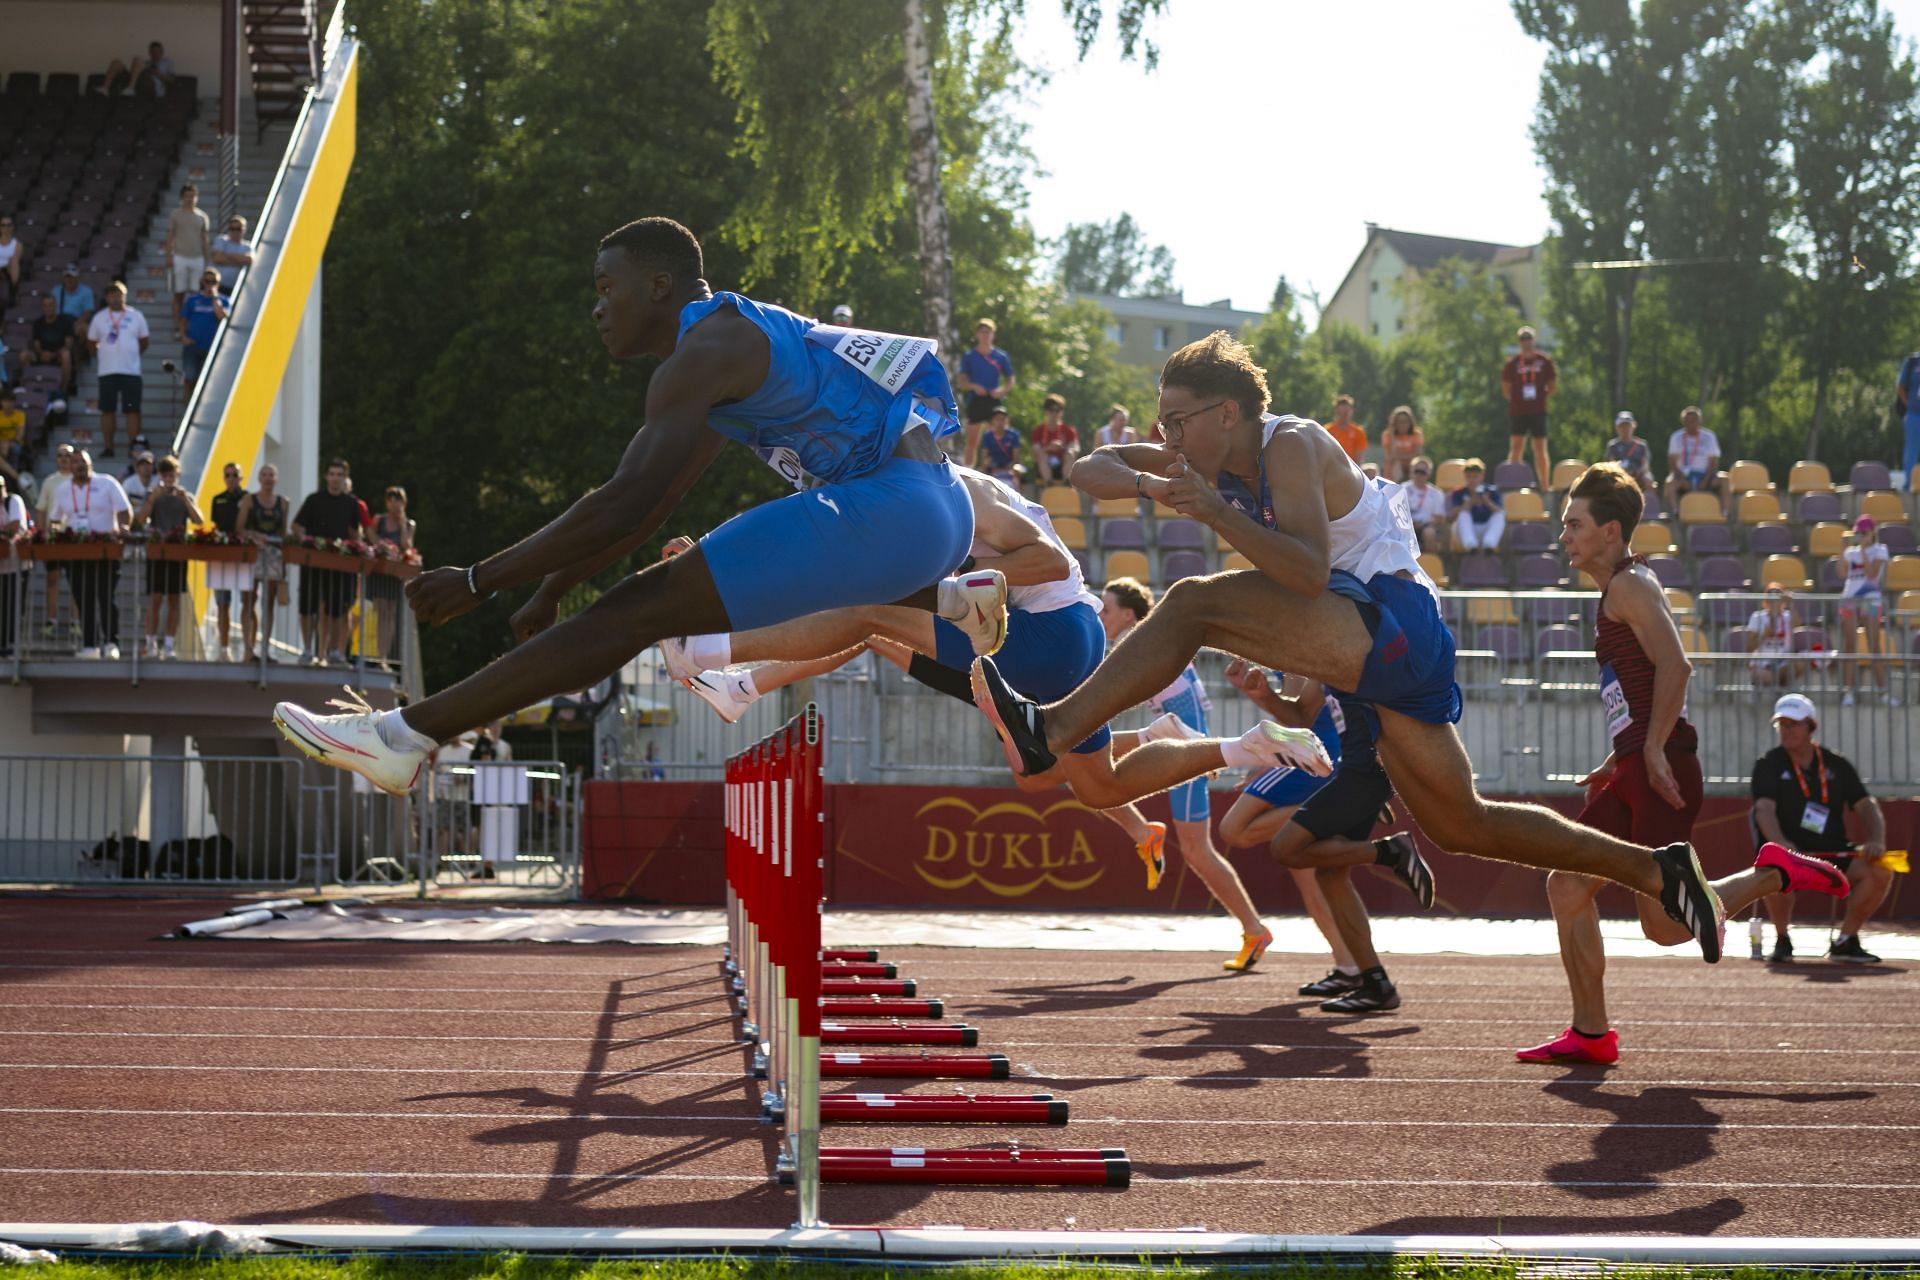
[1156,518,1206,550]
[1072,550,1091,582]
[1645,555,1688,589]
[1508,522,1553,553]
[1516,554,1567,590]
[1162,551,1208,583]
[1641,490,1666,520]
[1747,523,1797,556]
[1536,624,1584,660]
[1697,556,1750,592]
[1819,556,1844,593]
[1721,626,1750,653]
[1456,553,1507,589]
[1686,523,1738,556]
[1493,461,1535,491]
[1881,524,1916,555]
[1482,625,1527,663]
[1099,518,1144,550]
[1849,462,1893,491]
[1703,597,1752,628]
[1793,626,1829,654]
[1797,491,1842,523]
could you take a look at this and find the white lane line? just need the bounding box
[0,1106,1908,1133]
[2,1062,1916,1088]
[2,1029,1910,1057]
[1131,1176,1920,1191]
[0,1166,762,1184]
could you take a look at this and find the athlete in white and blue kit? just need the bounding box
[270,217,1006,792]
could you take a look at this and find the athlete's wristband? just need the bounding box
[467,563,495,602]
[1135,472,1144,495]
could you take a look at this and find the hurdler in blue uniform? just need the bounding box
[270,216,1005,779]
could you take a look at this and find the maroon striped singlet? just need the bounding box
[1595,555,1697,757]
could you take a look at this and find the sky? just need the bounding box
[1018,0,1920,320]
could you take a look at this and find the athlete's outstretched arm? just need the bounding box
[406,322,758,627]
[1068,442,1180,498]
[1158,430,1333,597]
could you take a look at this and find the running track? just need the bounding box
[1,896,1914,1236]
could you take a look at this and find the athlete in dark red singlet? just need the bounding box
[1520,463,1850,1065]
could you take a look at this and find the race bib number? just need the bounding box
[1799,801,1831,835]
[758,445,811,491]
[815,325,936,396]
[1522,383,1538,401]
[1599,661,1633,739]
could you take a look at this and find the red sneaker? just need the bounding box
[1755,842,1850,898]
[1516,1027,1619,1065]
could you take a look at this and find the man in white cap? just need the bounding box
[831,303,854,325]
[1751,693,1893,963]
[1601,410,1654,492]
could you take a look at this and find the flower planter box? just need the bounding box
[146,543,257,564]
[369,558,422,581]
[284,546,371,574]
[22,541,124,562]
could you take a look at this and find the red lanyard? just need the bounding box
[1680,431,1707,470]
[1787,745,1827,806]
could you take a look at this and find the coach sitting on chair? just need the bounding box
[1751,693,1893,964]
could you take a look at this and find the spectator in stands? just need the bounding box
[1325,394,1366,462]
[86,282,149,460]
[976,406,1025,488]
[0,471,23,658]
[1030,393,1080,486]
[1402,455,1448,554]
[207,462,250,661]
[165,185,212,339]
[236,462,289,662]
[48,450,132,658]
[292,458,363,665]
[179,268,229,391]
[955,318,1014,471]
[1379,405,1424,483]
[53,265,95,321]
[121,451,155,506]
[28,294,79,397]
[1745,586,1800,689]
[1603,411,1655,492]
[1752,693,1893,964]
[36,445,74,637]
[0,388,23,479]
[1502,325,1556,488]
[0,215,20,309]
[1664,405,1725,513]
[1095,404,1134,449]
[830,303,854,325]
[366,484,416,662]
[211,216,254,292]
[1838,516,1895,707]
[1450,457,1505,551]
[115,42,177,97]
[132,455,203,659]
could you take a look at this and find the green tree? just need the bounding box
[1396,258,1525,462]
[1056,213,1178,298]
[1243,292,1337,422]
[1307,322,1415,434]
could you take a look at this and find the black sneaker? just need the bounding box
[1375,832,1434,910]
[1321,976,1400,1013]
[1827,935,1881,964]
[1653,842,1724,963]
[1299,969,1363,997]
[1768,934,1795,964]
[970,656,1057,776]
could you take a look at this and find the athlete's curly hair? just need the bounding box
[1570,461,1643,542]
[1103,576,1154,620]
[600,216,704,282]
[1160,330,1270,423]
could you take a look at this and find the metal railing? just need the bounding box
[411,760,580,891]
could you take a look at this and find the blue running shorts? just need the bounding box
[1326,569,1462,726]
[1152,684,1212,822]
[700,455,972,632]
[935,599,1112,754]
[1241,709,1344,812]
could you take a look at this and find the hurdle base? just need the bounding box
[782,1147,1129,1188]
[821,1022,978,1048]
[819,1093,1067,1125]
[821,1052,1010,1080]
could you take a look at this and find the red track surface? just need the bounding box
[1,895,1914,1235]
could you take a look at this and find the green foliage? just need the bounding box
[1243,299,1337,422]
[1056,213,1178,298]
[996,292,1158,430]
[1395,260,1524,462]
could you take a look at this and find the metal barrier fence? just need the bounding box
[412,759,581,891]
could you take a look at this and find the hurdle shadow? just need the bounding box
[1130,1001,1419,1087]
[1539,1082,1875,1199]
[957,973,1248,1020]
[1352,1195,1748,1237]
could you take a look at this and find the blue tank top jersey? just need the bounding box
[676,292,959,487]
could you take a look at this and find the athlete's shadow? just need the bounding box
[407,1083,752,1122]
[1132,1002,1419,1086]
[230,1183,805,1229]
[1542,1082,1874,1198]
[957,973,1240,1020]
[1353,1195,1747,1237]
[1767,962,1907,984]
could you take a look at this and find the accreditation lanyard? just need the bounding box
[1679,431,1708,472]
[1788,745,1830,833]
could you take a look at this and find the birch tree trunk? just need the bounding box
[901,0,955,356]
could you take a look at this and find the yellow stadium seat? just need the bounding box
[1726,460,1772,494]
[1051,515,1088,551]
[1665,588,1694,616]
[1887,555,1920,593]
[1417,553,1448,587]
[1104,549,1150,583]
[1549,459,1588,492]
[1735,491,1785,524]
[1678,492,1726,524]
[1787,460,1832,495]
[1895,589,1920,617]
[1093,495,1142,519]
[1465,596,1518,625]
[1222,552,1254,573]
[1504,489,1547,523]
[1630,521,1676,555]
[1859,490,1910,525]
[1435,459,1467,492]
[1808,522,1847,558]
[1041,486,1082,519]
[1677,625,1707,654]
[1760,554,1811,591]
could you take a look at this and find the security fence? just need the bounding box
[412,759,581,891]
